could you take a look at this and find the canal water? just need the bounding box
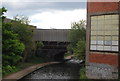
[19,59,83,81]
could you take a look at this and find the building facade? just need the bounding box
[86,2,120,79]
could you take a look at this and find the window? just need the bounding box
[90,14,119,52]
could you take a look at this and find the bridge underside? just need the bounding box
[35,41,70,61]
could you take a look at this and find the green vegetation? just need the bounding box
[74,40,86,60]
[0,7,6,78]
[68,20,86,60]
[2,8,25,76]
[1,7,45,77]
[67,20,86,79]
[3,56,52,76]
[79,66,87,79]
[1,7,87,78]
[11,15,36,62]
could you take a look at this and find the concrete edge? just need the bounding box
[1,62,60,81]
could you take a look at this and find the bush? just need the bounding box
[79,66,87,79]
[74,39,86,60]
[2,23,25,76]
[68,20,86,60]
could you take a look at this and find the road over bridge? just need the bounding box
[33,29,70,61]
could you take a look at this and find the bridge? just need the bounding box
[33,29,70,61]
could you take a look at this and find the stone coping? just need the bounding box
[2,62,60,81]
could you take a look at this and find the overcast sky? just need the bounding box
[2,0,86,29]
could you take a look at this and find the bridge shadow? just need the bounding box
[54,51,66,61]
[35,41,70,61]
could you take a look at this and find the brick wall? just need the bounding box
[89,2,119,13]
[86,2,119,79]
[89,52,118,67]
[87,2,119,66]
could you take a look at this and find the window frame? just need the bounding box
[89,13,119,53]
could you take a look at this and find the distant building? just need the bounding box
[86,2,119,79]
[3,18,11,23]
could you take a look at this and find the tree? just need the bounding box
[74,40,86,60]
[69,20,86,48]
[2,23,25,65]
[11,15,36,62]
[68,20,86,60]
[0,7,7,21]
[13,15,30,24]
[1,8,25,75]
[0,7,7,77]
[2,23,25,75]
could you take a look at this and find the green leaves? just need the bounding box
[2,65,18,76]
[74,40,86,60]
[0,7,7,17]
[36,42,44,49]
[68,20,86,60]
[13,15,30,25]
[11,15,36,62]
[69,20,86,48]
[2,22,25,75]
[0,7,7,22]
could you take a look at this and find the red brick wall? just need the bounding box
[87,2,119,68]
[86,2,119,79]
[88,2,119,13]
[89,52,118,67]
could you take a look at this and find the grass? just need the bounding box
[79,66,87,79]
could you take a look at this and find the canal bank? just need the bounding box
[2,62,60,81]
[2,55,74,81]
[1,52,86,81]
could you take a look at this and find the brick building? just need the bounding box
[86,2,120,79]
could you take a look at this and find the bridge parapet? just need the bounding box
[33,29,70,42]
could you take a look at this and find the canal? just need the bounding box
[18,59,83,81]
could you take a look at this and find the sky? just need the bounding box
[2,0,87,29]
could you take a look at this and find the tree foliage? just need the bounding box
[2,8,25,75]
[1,7,44,76]
[2,23,25,66]
[11,15,36,62]
[74,40,86,60]
[68,20,86,60]
[69,20,86,48]
[0,7,7,21]
[36,42,44,49]
[13,15,30,24]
